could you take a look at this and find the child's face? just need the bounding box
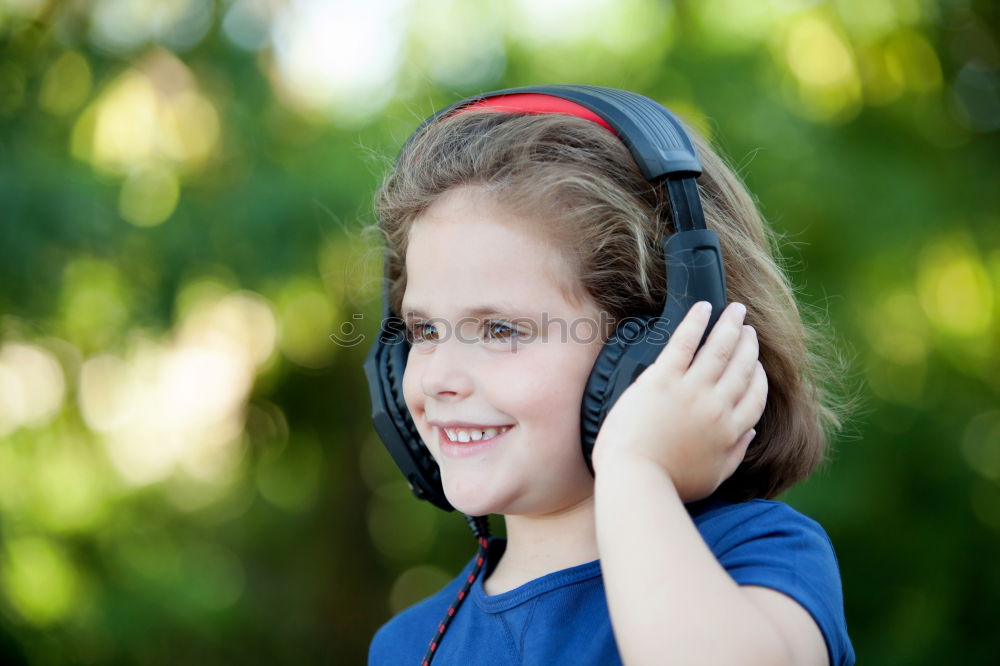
[401,186,605,518]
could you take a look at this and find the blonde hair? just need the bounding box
[370,109,850,501]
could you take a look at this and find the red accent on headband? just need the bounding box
[454,93,617,135]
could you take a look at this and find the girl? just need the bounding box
[365,89,854,665]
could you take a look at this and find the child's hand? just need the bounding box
[591,301,767,503]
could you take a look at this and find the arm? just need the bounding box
[595,457,828,665]
[592,302,829,665]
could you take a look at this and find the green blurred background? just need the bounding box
[1,0,998,663]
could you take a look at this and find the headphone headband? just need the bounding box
[451,93,617,135]
[420,85,702,181]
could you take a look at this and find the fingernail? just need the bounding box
[731,302,746,319]
[696,301,712,314]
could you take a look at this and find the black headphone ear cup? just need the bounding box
[580,314,660,473]
[370,323,453,510]
[382,332,418,439]
[383,329,419,448]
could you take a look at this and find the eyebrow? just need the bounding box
[401,303,538,321]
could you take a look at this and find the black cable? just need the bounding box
[420,514,492,666]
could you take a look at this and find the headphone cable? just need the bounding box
[420,514,492,666]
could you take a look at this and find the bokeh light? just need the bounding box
[268,0,409,123]
[863,289,929,366]
[38,50,92,116]
[917,235,994,340]
[72,50,220,173]
[0,342,65,437]
[87,0,214,55]
[1,536,83,626]
[962,410,1000,482]
[775,11,863,122]
[274,278,338,369]
[75,287,277,490]
[71,48,219,227]
[408,0,505,90]
[2,1,999,663]
[221,0,275,51]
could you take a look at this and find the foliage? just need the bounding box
[0,1,998,663]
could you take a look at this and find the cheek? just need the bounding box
[505,347,599,423]
[399,342,602,427]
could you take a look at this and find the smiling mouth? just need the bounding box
[435,425,515,458]
[440,425,513,444]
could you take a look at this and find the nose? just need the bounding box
[418,333,475,400]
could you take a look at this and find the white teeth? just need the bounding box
[441,425,511,443]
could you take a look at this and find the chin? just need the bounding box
[442,477,511,517]
[445,493,502,517]
[448,501,496,517]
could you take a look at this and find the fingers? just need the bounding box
[655,301,713,376]
[689,302,748,385]
[719,428,756,484]
[732,360,768,431]
[735,428,757,453]
[716,324,759,406]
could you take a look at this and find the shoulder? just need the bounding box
[368,566,467,666]
[689,497,835,555]
[687,497,844,599]
[688,497,856,665]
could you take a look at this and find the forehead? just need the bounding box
[402,187,591,317]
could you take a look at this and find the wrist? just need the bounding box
[594,448,679,489]
[594,454,683,518]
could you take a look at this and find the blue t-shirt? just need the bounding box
[369,498,855,665]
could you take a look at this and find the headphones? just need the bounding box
[363,85,728,513]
